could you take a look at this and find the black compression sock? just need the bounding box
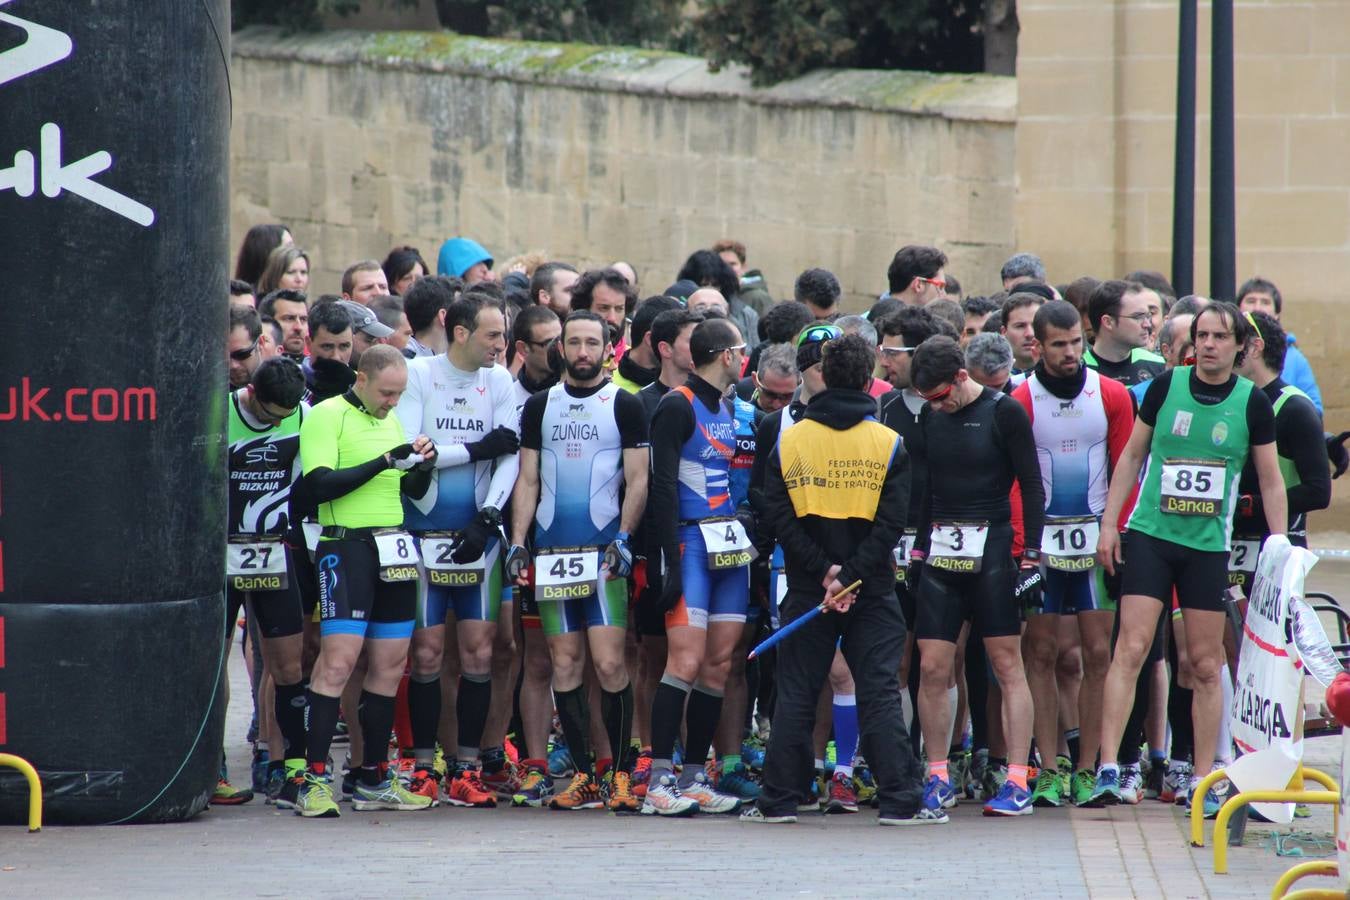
[407,673,442,757]
[554,685,592,772]
[456,673,492,754]
[275,680,308,762]
[601,684,635,773]
[651,676,691,766]
[305,690,341,770]
[680,685,723,785]
[358,690,396,773]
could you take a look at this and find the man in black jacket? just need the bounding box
[745,335,939,826]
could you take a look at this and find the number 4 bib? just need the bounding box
[699,518,753,570]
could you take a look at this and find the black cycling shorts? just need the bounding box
[915,525,1019,642]
[225,545,305,640]
[1120,530,1227,613]
[315,538,418,639]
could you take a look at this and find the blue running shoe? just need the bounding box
[983,780,1033,817]
[740,739,766,771]
[1088,768,1122,807]
[1187,781,1223,820]
[251,749,270,794]
[547,746,576,779]
[923,775,957,811]
[719,764,762,801]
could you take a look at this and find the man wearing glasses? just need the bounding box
[224,358,309,807]
[228,305,274,389]
[1083,280,1167,387]
[907,335,1046,817]
[643,317,752,816]
[886,245,948,307]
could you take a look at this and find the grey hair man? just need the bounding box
[965,332,1015,391]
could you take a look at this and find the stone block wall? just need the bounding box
[1017,0,1350,534]
[229,28,1017,311]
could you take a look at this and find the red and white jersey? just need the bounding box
[1012,367,1134,518]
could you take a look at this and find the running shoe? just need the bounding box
[606,770,641,813]
[640,774,698,817]
[681,770,742,814]
[210,779,254,805]
[631,751,653,800]
[741,737,767,771]
[1119,765,1143,805]
[480,758,523,799]
[739,806,797,824]
[1031,769,1061,808]
[251,749,270,794]
[1088,768,1122,806]
[718,764,762,801]
[879,807,949,826]
[1161,761,1192,805]
[967,748,989,800]
[406,767,441,806]
[1056,755,1073,802]
[1144,760,1165,800]
[445,769,498,808]
[981,763,1006,802]
[853,764,878,807]
[799,772,822,811]
[948,751,970,801]
[332,713,349,744]
[1071,769,1096,807]
[825,740,837,771]
[923,775,957,810]
[273,760,306,810]
[351,776,434,812]
[983,780,1033,817]
[264,766,285,804]
[295,771,340,818]
[825,772,859,814]
[547,745,577,779]
[550,772,604,810]
[512,764,553,808]
[1186,779,1222,820]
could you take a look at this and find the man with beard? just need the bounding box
[302,301,356,403]
[507,311,649,811]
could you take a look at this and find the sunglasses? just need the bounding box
[795,324,843,347]
[918,276,947,290]
[755,386,796,405]
[878,346,918,358]
[719,343,747,355]
[230,338,259,361]
[918,383,954,403]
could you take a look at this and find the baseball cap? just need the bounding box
[337,300,394,338]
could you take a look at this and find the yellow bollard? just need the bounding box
[1191,765,1341,850]
[1213,790,1339,874]
[1189,767,1230,847]
[0,753,42,832]
[1270,860,1338,899]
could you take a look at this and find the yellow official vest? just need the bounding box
[778,418,899,520]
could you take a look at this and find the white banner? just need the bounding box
[1340,728,1350,893]
[1227,535,1318,823]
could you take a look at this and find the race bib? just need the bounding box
[1044,516,1099,572]
[227,537,288,591]
[1227,536,1262,590]
[892,529,917,583]
[535,548,600,601]
[372,528,419,583]
[421,531,484,587]
[698,518,753,570]
[927,522,987,574]
[1160,458,1226,516]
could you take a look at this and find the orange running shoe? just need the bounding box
[445,769,498,808]
[607,770,640,813]
[631,751,653,800]
[479,758,523,800]
[549,772,604,810]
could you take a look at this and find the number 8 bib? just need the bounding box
[372,528,420,582]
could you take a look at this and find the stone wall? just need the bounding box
[1016,0,1350,533]
[228,28,1016,310]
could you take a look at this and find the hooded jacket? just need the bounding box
[761,388,910,599]
[437,237,492,278]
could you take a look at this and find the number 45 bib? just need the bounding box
[1160,457,1226,516]
[535,548,600,601]
[927,522,988,573]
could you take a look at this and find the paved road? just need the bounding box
[3,559,1350,898]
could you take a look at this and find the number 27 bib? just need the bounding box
[227,536,288,591]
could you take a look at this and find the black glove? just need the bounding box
[387,443,422,471]
[465,426,520,462]
[735,507,757,546]
[450,510,498,564]
[1014,562,1044,610]
[905,552,925,590]
[659,565,683,612]
[417,442,439,471]
[504,544,530,583]
[603,532,633,578]
[1329,431,1350,479]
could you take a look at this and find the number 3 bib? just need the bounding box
[927,522,988,573]
[1160,458,1226,516]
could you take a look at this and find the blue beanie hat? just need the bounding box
[437,237,493,278]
